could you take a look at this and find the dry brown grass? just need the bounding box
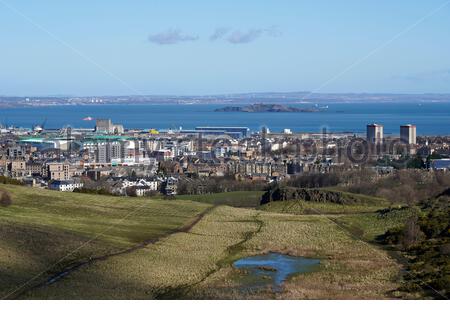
[24,206,260,299]
[3,184,402,299]
[194,213,400,299]
[24,207,401,299]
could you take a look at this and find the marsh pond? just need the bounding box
[233,252,321,292]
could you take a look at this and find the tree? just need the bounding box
[407,156,425,169]
[402,215,422,249]
[125,186,137,197]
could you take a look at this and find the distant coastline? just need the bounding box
[2,92,450,108]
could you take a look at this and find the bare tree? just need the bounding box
[402,215,422,249]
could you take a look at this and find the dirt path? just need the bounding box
[13,205,217,299]
[154,210,264,299]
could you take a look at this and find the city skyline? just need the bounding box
[1,0,449,309]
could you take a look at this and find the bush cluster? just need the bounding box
[378,190,450,299]
[0,189,12,207]
[0,176,23,185]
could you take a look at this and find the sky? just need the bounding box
[0,0,449,96]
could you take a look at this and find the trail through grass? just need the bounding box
[0,185,210,298]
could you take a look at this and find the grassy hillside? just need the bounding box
[260,187,390,215]
[260,197,389,215]
[0,185,211,299]
[177,191,265,208]
[24,207,402,299]
[0,185,411,299]
[333,206,418,241]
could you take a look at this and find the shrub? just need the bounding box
[287,173,341,189]
[378,192,450,299]
[346,170,450,204]
[0,189,12,207]
[73,188,114,196]
[0,176,23,185]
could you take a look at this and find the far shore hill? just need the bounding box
[214,103,320,113]
[2,92,450,108]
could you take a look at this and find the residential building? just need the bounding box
[367,124,384,144]
[8,160,26,177]
[47,162,77,180]
[49,179,84,192]
[400,124,417,145]
[163,177,178,196]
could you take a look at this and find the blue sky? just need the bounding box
[0,0,449,96]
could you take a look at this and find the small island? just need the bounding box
[214,103,319,113]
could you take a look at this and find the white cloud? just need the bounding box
[148,29,198,45]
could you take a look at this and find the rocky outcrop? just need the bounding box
[261,187,362,205]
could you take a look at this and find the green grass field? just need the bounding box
[176,191,265,208]
[260,198,388,215]
[332,207,418,241]
[0,185,412,299]
[260,189,390,215]
[0,185,210,298]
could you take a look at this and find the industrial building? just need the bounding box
[95,119,124,134]
[183,126,250,139]
[19,137,72,151]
